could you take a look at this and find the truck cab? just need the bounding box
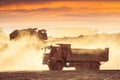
[10,28,48,40]
[43,44,71,70]
[38,29,47,40]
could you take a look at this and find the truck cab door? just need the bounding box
[50,47,60,57]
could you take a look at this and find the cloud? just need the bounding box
[0,0,45,6]
[0,0,120,24]
[1,1,120,14]
[0,0,119,7]
[0,6,71,15]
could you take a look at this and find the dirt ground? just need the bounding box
[0,70,120,80]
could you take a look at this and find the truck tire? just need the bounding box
[55,61,63,71]
[48,63,56,70]
[82,63,91,71]
[91,62,100,71]
[75,65,82,71]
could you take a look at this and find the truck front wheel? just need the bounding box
[55,61,63,71]
[48,63,56,70]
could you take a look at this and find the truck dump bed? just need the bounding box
[67,48,109,62]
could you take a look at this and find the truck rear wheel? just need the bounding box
[75,65,82,71]
[91,62,100,71]
[82,63,91,71]
[55,61,63,71]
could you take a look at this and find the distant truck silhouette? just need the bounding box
[42,44,109,71]
[9,28,47,40]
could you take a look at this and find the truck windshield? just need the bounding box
[44,47,51,54]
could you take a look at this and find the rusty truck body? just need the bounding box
[43,44,109,71]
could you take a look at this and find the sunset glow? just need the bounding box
[0,0,120,70]
[0,1,120,34]
[1,1,120,15]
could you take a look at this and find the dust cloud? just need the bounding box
[48,33,120,70]
[0,28,46,71]
[0,27,120,71]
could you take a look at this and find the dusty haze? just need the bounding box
[0,28,46,71]
[0,28,120,71]
[48,33,120,70]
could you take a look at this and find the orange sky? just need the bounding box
[0,0,120,70]
[0,1,120,35]
[1,1,120,15]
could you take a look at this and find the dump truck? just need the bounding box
[9,28,47,40]
[43,44,109,71]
